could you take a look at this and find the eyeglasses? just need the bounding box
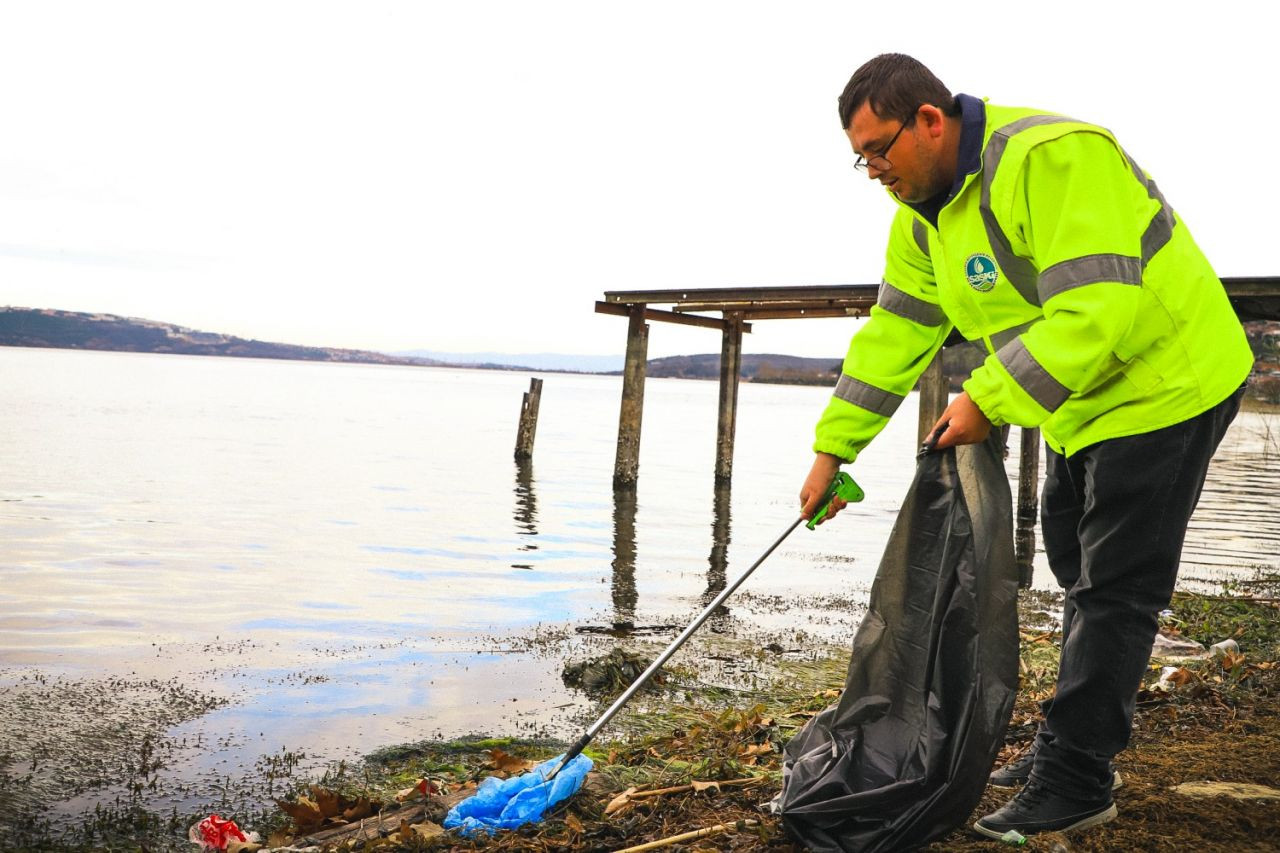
[853,116,913,173]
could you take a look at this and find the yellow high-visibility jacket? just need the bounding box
[814,103,1252,461]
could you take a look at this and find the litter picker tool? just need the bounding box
[443,471,865,836]
[547,471,864,776]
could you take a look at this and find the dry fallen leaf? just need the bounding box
[488,748,536,775]
[605,786,639,816]
[342,797,376,822]
[740,743,774,758]
[277,796,325,832]
[410,821,446,839]
[226,843,263,853]
[565,814,584,834]
[311,786,341,820]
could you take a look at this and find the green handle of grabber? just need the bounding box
[806,471,865,530]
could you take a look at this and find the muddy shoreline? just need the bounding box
[0,588,869,850]
[4,570,1278,851]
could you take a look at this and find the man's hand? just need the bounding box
[800,452,845,523]
[928,392,992,450]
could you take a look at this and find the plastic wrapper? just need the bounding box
[778,434,1020,852]
[443,753,593,837]
[188,814,253,850]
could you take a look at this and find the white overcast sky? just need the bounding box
[1,1,1274,359]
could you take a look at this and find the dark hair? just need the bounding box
[837,53,958,129]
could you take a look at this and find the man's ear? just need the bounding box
[916,104,947,138]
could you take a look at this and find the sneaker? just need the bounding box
[974,779,1117,839]
[989,752,1123,790]
[989,750,1036,787]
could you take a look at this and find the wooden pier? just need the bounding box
[598,277,1280,585]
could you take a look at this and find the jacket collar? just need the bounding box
[907,92,986,227]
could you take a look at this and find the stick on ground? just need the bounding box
[612,818,760,853]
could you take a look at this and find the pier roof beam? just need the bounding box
[598,274,1280,585]
[594,301,752,333]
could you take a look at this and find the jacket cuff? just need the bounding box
[812,439,860,465]
[962,369,1010,428]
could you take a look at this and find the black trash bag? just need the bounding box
[778,433,1020,852]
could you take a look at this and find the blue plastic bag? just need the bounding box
[444,753,593,837]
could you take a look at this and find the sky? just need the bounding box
[2,1,1275,360]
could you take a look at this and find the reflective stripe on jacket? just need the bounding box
[814,102,1253,461]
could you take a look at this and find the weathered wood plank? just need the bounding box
[916,356,948,446]
[715,314,744,483]
[1016,426,1041,588]
[613,306,649,489]
[676,299,876,313]
[514,377,543,461]
[595,301,752,333]
[604,284,880,305]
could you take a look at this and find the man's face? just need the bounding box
[846,102,947,204]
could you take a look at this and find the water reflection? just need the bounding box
[513,458,538,549]
[610,489,638,624]
[701,482,732,630]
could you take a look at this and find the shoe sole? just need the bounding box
[990,770,1123,790]
[972,802,1117,840]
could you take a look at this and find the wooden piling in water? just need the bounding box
[916,355,949,445]
[714,313,744,484]
[613,305,649,489]
[514,377,543,460]
[611,487,639,622]
[1016,426,1040,588]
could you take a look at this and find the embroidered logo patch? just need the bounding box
[965,253,999,292]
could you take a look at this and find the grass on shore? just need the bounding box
[255,570,1280,853]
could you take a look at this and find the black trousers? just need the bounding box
[1031,387,1244,798]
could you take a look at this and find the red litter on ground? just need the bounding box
[189,814,249,850]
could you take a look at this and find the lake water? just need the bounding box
[2,347,1277,827]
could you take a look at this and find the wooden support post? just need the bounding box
[514,377,543,460]
[916,354,949,445]
[702,481,731,625]
[611,487,638,625]
[514,457,537,539]
[613,305,649,489]
[714,313,744,484]
[1016,426,1041,589]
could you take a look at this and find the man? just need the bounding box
[799,54,1251,840]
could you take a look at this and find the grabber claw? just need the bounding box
[807,471,865,530]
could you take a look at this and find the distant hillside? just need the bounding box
[0,307,441,367]
[397,350,624,373]
[644,347,990,387]
[7,307,1275,400]
[646,353,841,384]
